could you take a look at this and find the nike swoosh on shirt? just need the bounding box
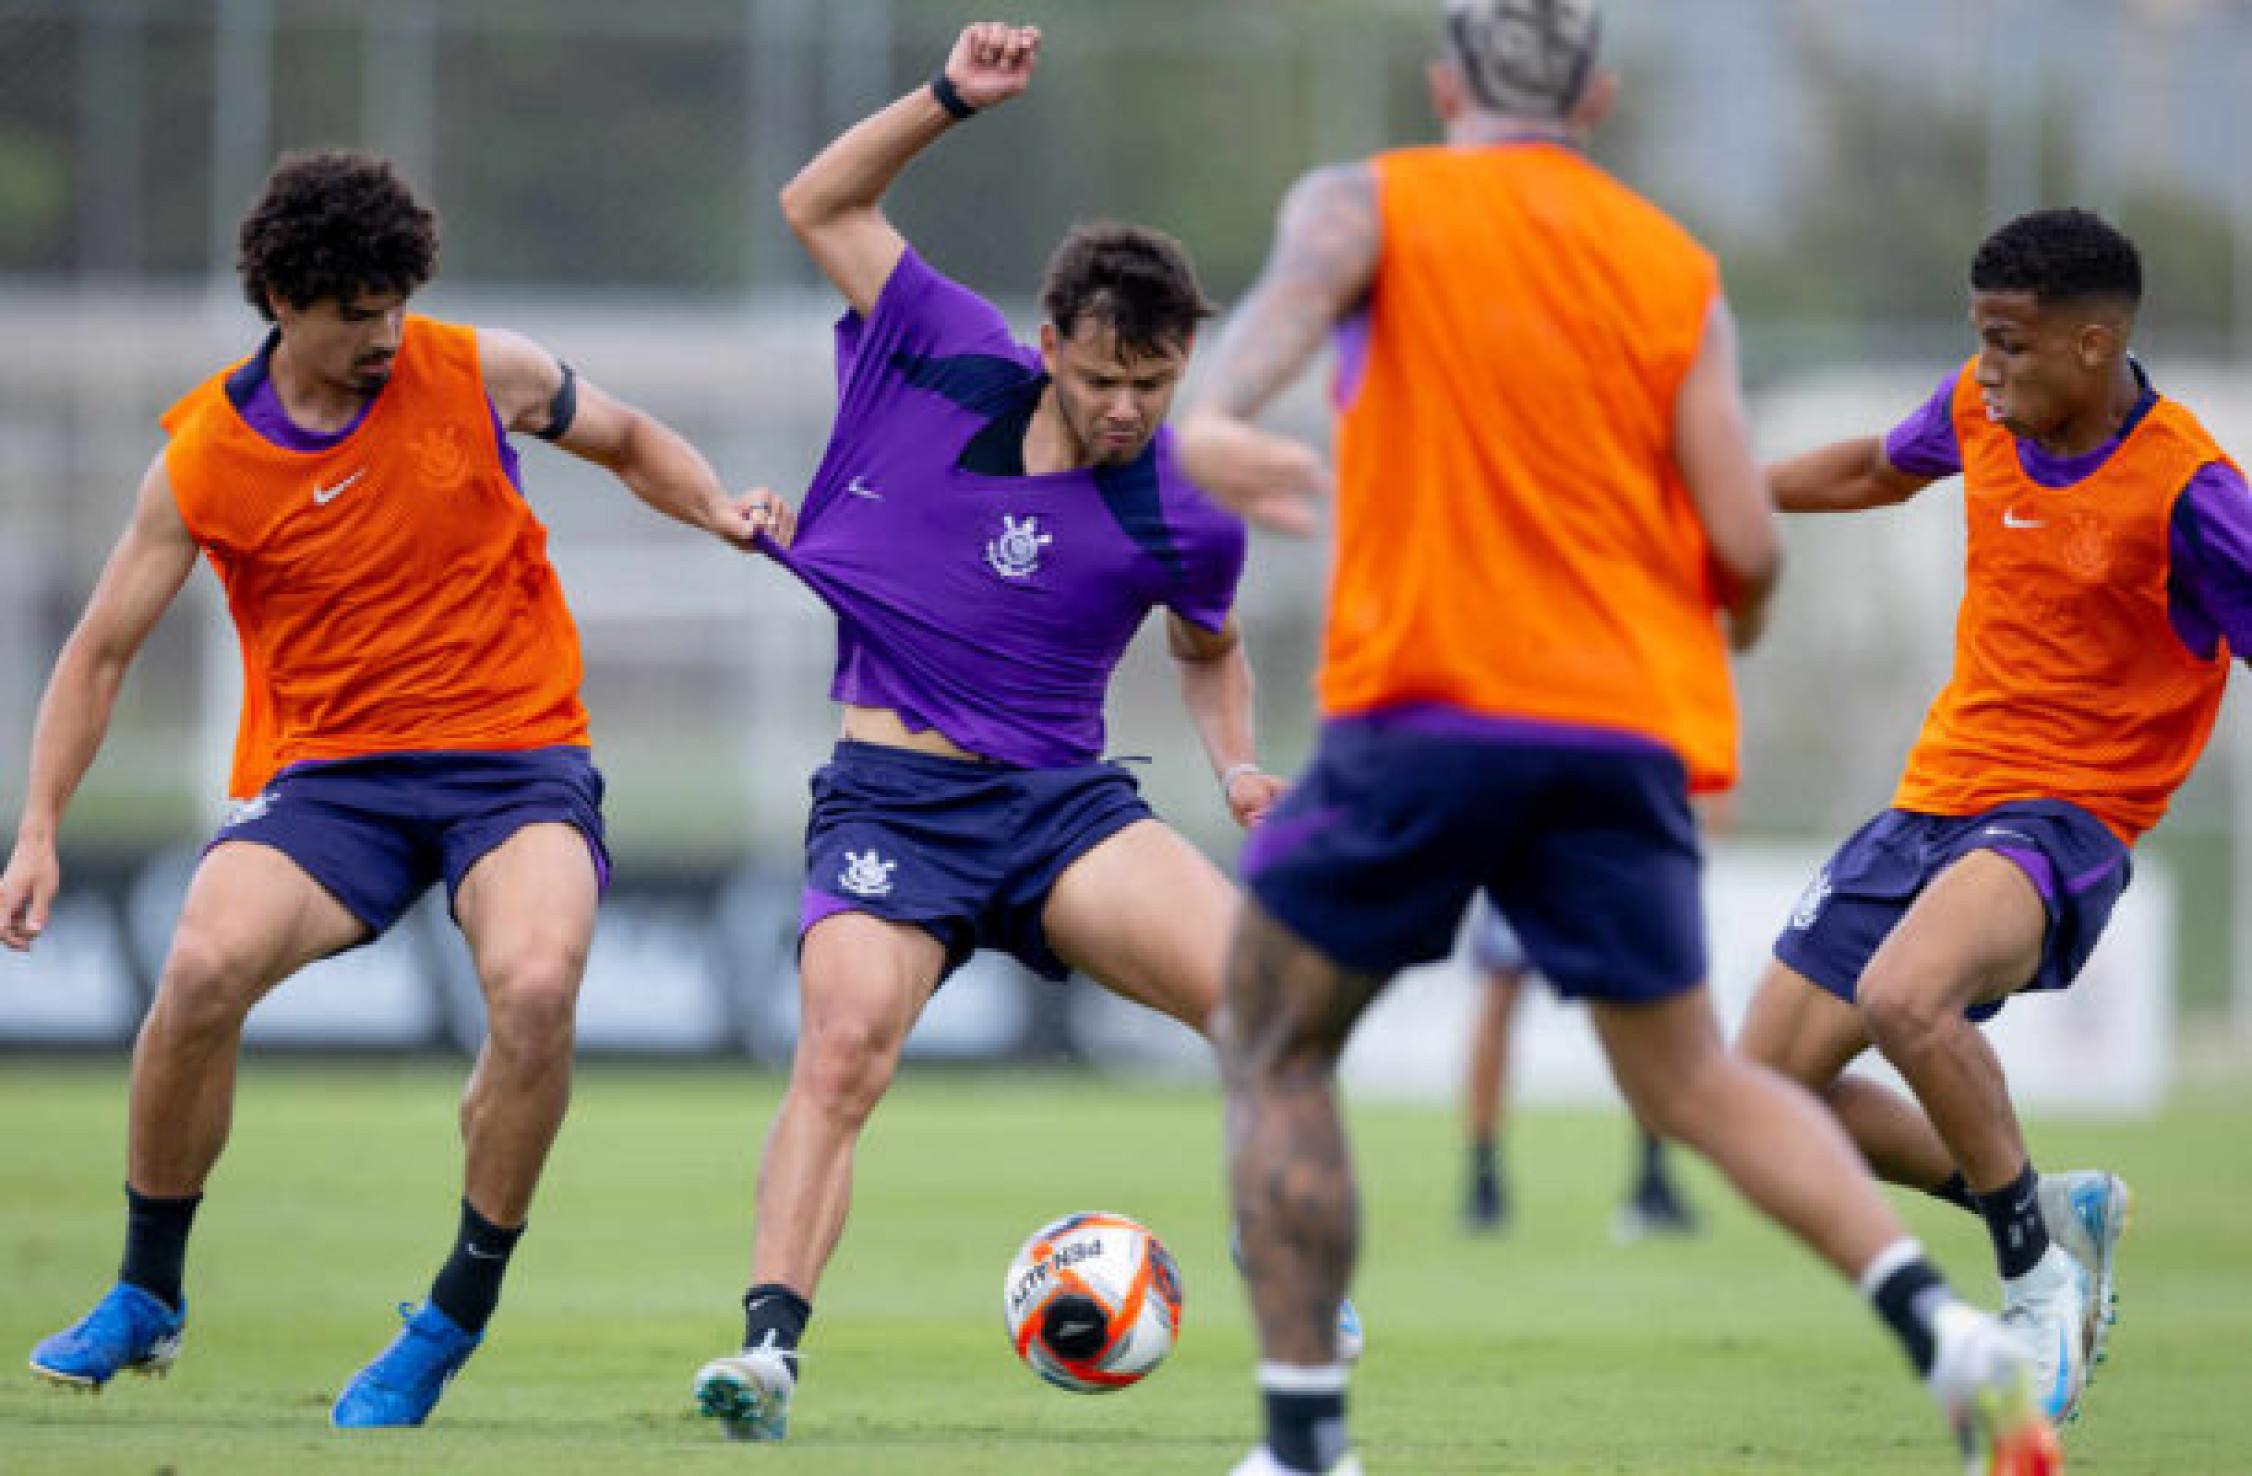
[313,469,367,505]
[846,475,882,500]
[2002,507,2044,530]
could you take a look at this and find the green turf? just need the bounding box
[2,1063,2247,1474]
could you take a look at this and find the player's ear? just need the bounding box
[1038,320,1059,374]
[1568,69,1619,137]
[2074,319,2121,373]
[1427,58,1468,125]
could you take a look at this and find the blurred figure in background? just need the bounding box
[1459,898,1698,1241]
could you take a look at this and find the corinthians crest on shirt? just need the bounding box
[984,513,1054,581]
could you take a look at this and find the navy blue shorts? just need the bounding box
[210,747,610,938]
[799,741,1155,981]
[1242,714,1705,1002]
[1774,800,2130,1022]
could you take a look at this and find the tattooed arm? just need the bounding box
[1176,162,1381,534]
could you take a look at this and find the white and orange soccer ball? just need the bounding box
[1002,1211,1184,1393]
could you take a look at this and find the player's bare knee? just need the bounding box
[149,928,263,1041]
[482,950,582,1067]
[1856,971,1953,1058]
[794,1013,901,1126]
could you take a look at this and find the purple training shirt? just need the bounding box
[1884,363,2252,659]
[759,250,1248,769]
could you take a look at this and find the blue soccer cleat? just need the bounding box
[29,1283,185,1391]
[330,1301,481,1428]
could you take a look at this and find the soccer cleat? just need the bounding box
[330,1300,482,1428]
[1611,1172,1700,1245]
[1999,1247,2090,1423]
[28,1283,185,1391]
[693,1336,796,1442]
[2038,1170,2129,1371]
[1228,1446,1366,1475]
[1927,1301,2065,1476]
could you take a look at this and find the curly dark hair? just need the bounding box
[1040,222,1215,359]
[1970,208,2141,310]
[237,151,439,321]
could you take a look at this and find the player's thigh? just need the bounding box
[163,840,371,1008]
[453,821,601,999]
[797,909,949,1063]
[1736,957,1873,1088]
[1859,849,2046,1017]
[1587,982,1730,1130]
[1042,818,1232,1035]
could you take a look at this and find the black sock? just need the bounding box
[1974,1162,2049,1279]
[1636,1129,1667,1187]
[427,1199,524,1335]
[743,1282,811,1379]
[1864,1248,1951,1378]
[119,1185,201,1312]
[1260,1367,1349,1475]
[1927,1171,1979,1213]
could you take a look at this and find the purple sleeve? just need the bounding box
[833,248,1022,403]
[2167,461,2252,660]
[1881,372,1964,481]
[1164,487,1249,632]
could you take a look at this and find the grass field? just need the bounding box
[2,1063,2248,1474]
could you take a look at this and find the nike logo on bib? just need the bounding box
[2002,507,2044,530]
[314,469,367,505]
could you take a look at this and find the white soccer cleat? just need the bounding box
[1998,1245,2090,1424]
[692,1339,795,1443]
[2038,1169,2130,1373]
[1927,1301,2065,1476]
[1228,1447,1364,1476]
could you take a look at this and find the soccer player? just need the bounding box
[3,151,780,1426]
[1740,206,2238,1425]
[1174,4,2058,1473]
[1458,898,1699,1240]
[688,21,1359,1442]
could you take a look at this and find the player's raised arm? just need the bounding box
[1672,294,1783,651]
[478,326,788,550]
[778,21,1041,316]
[1767,435,1933,514]
[1176,162,1380,535]
[0,454,200,950]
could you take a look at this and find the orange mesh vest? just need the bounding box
[162,316,590,798]
[1893,363,2233,842]
[1322,144,1738,789]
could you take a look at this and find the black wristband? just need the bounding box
[930,69,977,121]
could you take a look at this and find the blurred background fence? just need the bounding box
[3,0,2251,1075]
